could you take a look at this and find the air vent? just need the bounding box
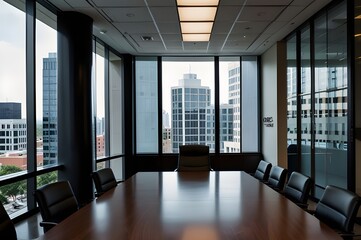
[141,36,154,41]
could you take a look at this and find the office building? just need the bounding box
[171,73,210,153]
[0,119,27,155]
[42,53,57,165]
[0,103,21,119]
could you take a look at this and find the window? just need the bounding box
[162,57,214,153]
[0,0,27,215]
[94,42,106,158]
[219,57,239,153]
[36,2,57,166]
[136,57,158,153]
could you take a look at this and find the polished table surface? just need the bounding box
[40,171,341,240]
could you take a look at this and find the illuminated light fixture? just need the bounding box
[177,0,219,6]
[180,22,213,33]
[182,33,210,42]
[178,7,217,21]
[177,0,218,42]
[355,33,361,37]
[355,14,361,19]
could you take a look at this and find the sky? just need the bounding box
[0,0,57,120]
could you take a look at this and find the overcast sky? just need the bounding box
[0,1,57,120]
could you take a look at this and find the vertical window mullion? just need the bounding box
[26,0,37,210]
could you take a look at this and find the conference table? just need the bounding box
[40,171,341,240]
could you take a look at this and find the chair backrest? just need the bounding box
[34,181,78,231]
[283,171,311,205]
[254,160,272,181]
[267,166,288,191]
[177,145,211,171]
[0,203,17,240]
[315,185,361,233]
[92,168,118,196]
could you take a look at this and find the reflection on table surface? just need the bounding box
[40,171,341,240]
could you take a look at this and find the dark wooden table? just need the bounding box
[40,171,341,240]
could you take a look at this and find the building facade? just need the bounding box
[171,73,210,153]
[42,53,57,165]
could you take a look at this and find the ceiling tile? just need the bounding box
[291,0,315,6]
[150,7,179,22]
[277,6,306,22]
[263,21,289,34]
[146,0,176,7]
[91,0,145,7]
[216,6,244,22]
[245,0,292,6]
[212,21,234,34]
[114,22,158,34]
[102,7,151,22]
[232,21,269,34]
[237,6,285,21]
[157,22,181,34]
[219,0,246,6]
[162,34,182,41]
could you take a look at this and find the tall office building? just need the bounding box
[0,103,21,119]
[171,73,210,153]
[206,104,233,152]
[223,63,241,152]
[42,53,57,165]
[0,102,26,155]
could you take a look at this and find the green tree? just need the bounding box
[0,165,26,202]
[37,172,57,188]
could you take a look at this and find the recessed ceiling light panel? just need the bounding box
[177,0,219,6]
[182,33,210,42]
[180,22,213,33]
[178,7,217,21]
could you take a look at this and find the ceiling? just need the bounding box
[47,0,332,56]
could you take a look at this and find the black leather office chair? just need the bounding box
[253,160,272,182]
[267,166,288,191]
[92,168,119,197]
[34,181,79,232]
[314,185,361,238]
[176,145,212,171]
[283,171,311,208]
[0,203,17,240]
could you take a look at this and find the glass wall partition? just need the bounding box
[314,1,348,196]
[286,0,349,197]
[287,35,297,149]
[300,26,312,177]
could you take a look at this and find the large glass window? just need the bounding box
[219,57,239,153]
[162,57,214,153]
[108,51,123,180]
[136,57,158,153]
[36,2,57,166]
[241,56,259,152]
[94,43,106,159]
[0,0,26,215]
